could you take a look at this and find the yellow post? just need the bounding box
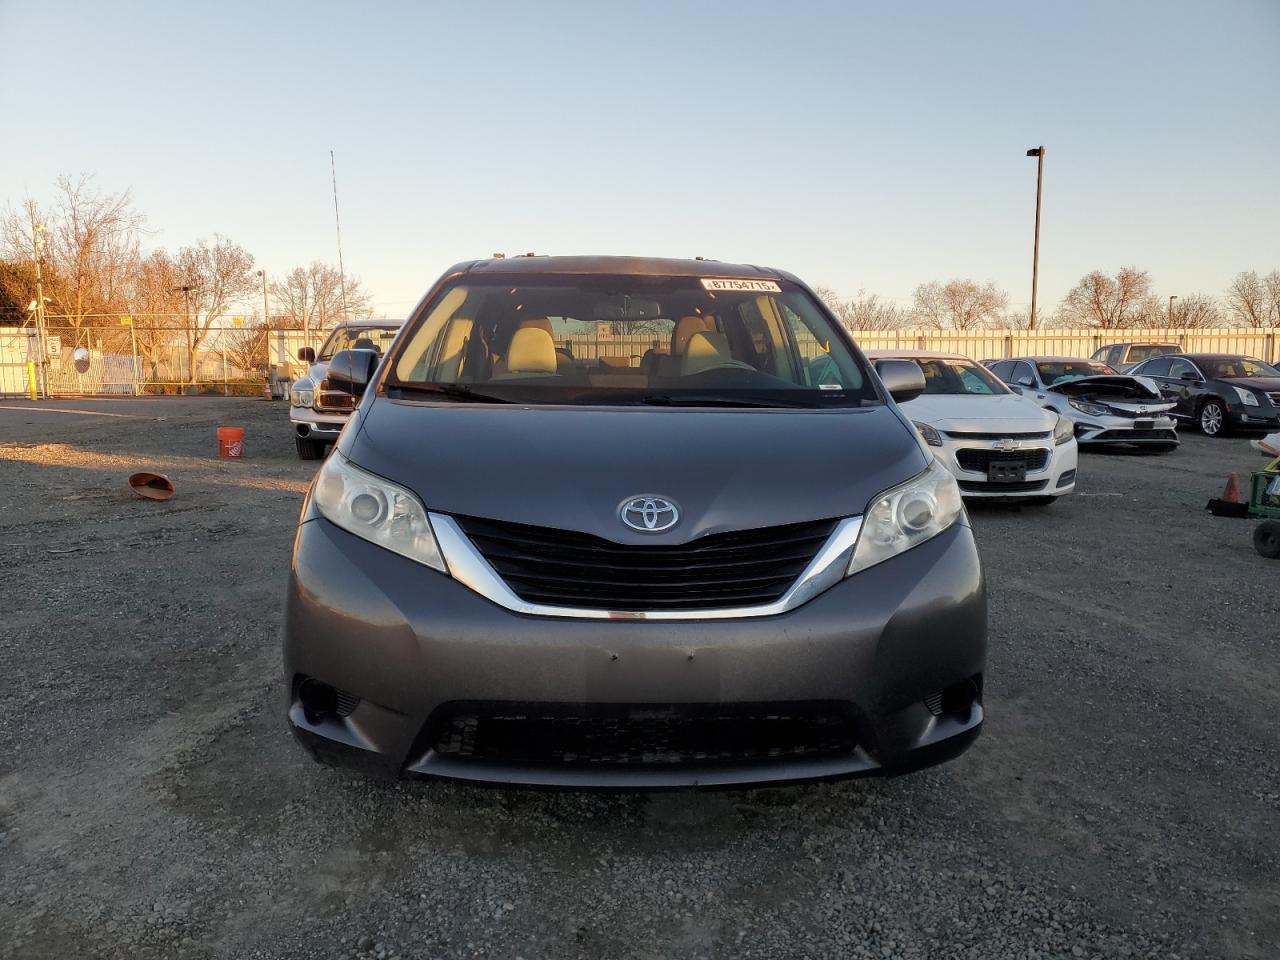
[26,361,38,400]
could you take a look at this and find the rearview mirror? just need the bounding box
[297,347,316,363]
[874,359,926,404]
[326,349,379,395]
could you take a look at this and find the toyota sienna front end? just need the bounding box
[284,256,986,787]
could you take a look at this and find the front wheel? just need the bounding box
[1255,520,1280,560]
[1198,399,1228,437]
[295,435,327,460]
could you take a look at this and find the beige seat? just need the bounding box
[492,327,558,379]
[493,317,572,376]
[655,316,715,378]
[682,330,735,376]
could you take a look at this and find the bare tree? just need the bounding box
[1168,293,1222,329]
[176,236,257,379]
[224,320,272,375]
[815,287,906,330]
[270,261,372,334]
[127,250,189,381]
[1057,267,1152,328]
[912,279,1008,330]
[0,177,145,329]
[1265,271,1280,327]
[1227,271,1273,327]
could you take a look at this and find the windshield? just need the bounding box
[318,324,401,360]
[1037,360,1114,385]
[386,275,875,407]
[1198,357,1280,379]
[891,358,1008,395]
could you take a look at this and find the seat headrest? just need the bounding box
[682,331,732,376]
[672,315,713,354]
[504,327,558,376]
[518,317,554,336]
[353,337,378,353]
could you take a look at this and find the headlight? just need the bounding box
[1231,386,1259,407]
[290,384,314,407]
[848,459,963,577]
[912,421,944,447]
[1053,413,1074,445]
[1068,398,1108,417]
[313,454,445,572]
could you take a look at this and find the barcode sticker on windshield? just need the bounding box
[700,278,782,293]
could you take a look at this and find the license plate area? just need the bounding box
[1134,419,1155,430]
[988,461,1026,482]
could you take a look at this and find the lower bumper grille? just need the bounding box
[957,478,1049,493]
[430,703,858,767]
[1088,429,1177,441]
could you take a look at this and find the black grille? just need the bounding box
[1267,392,1280,407]
[955,448,1050,472]
[957,479,1049,493]
[430,703,858,766]
[944,430,1051,440]
[454,515,836,611]
[1091,429,1178,441]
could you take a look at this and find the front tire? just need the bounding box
[1198,399,1228,437]
[295,435,327,460]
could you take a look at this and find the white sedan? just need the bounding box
[869,351,1078,505]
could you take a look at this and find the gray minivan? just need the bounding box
[284,256,986,787]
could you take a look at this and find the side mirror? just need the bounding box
[297,347,316,363]
[1179,371,1199,381]
[1015,376,1035,388]
[874,359,926,404]
[327,349,379,395]
[72,346,91,374]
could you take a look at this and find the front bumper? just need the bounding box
[1227,406,1280,431]
[289,404,350,440]
[937,437,1077,500]
[284,517,986,787]
[1073,413,1178,446]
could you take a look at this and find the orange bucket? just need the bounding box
[217,426,245,460]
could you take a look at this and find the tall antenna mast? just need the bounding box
[329,149,350,320]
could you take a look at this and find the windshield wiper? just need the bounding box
[637,393,831,409]
[387,383,514,404]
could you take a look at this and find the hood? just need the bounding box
[1218,377,1280,391]
[349,400,928,544]
[896,392,1057,434]
[1047,375,1164,400]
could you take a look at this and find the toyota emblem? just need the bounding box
[619,495,680,533]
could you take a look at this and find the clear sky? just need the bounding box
[3,0,1278,317]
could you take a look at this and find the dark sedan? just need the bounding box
[1127,353,1280,437]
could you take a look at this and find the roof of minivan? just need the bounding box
[458,255,799,282]
[863,349,968,360]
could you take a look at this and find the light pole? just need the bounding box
[174,283,197,388]
[1168,295,1177,326]
[1026,146,1045,330]
[28,213,50,397]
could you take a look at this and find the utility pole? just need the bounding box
[257,269,271,380]
[1168,295,1177,326]
[330,150,350,322]
[174,283,197,388]
[1026,146,1045,330]
[28,211,50,398]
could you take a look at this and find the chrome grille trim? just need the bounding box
[430,513,863,621]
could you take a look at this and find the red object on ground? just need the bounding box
[217,426,245,460]
[1222,472,1243,504]
[128,472,175,501]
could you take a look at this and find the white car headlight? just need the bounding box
[1232,386,1259,407]
[1053,413,1075,445]
[290,384,314,408]
[912,421,944,447]
[313,454,445,572]
[1068,398,1108,417]
[848,459,963,577]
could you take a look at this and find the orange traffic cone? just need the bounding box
[1207,472,1249,517]
[1222,473,1243,504]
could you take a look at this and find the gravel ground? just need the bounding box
[1,397,1277,960]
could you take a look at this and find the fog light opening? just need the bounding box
[299,678,340,722]
[939,677,980,718]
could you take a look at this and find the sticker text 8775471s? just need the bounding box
[700,278,782,293]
